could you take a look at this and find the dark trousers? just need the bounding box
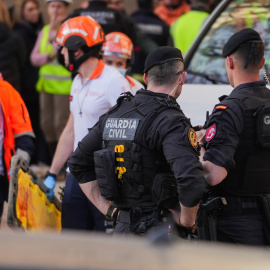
[0,175,8,224]
[61,173,106,231]
[217,215,265,245]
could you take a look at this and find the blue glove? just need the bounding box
[44,172,56,200]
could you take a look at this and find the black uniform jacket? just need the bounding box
[68,90,205,207]
[204,81,270,172]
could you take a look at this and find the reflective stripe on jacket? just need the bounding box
[36,25,72,95]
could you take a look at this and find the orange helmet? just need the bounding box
[55,16,105,51]
[102,32,133,60]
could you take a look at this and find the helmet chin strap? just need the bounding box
[68,48,100,72]
[167,80,182,98]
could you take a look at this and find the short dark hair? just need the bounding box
[82,44,103,59]
[233,42,264,72]
[147,60,184,86]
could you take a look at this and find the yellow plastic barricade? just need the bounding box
[7,156,61,232]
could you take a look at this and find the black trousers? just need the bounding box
[0,175,8,224]
[61,173,106,231]
[217,215,264,245]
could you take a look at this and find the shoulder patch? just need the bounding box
[215,105,227,110]
[206,124,216,141]
[69,95,73,101]
[188,128,198,149]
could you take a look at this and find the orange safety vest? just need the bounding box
[0,79,33,178]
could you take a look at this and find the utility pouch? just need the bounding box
[196,197,226,241]
[94,149,120,201]
[152,173,178,209]
[255,105,270,149]
[258,194,270,244]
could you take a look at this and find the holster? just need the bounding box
[259,194,270,244]
[196,197,226,241]
[94,149,120,200]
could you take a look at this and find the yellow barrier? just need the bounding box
[7,156,61,232]
[16,169,61,232]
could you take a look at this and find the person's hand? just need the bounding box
[44,172,56,200]
[0,73,3,80]
[196,129,206,145]
[168,208,181,225]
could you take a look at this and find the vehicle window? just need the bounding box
[186,0,270,84]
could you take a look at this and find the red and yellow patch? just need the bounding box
[215,105,227,110]
[188,128,198,149]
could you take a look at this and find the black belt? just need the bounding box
[218,196,262,217]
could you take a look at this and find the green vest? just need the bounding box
[36,25,72,95]
[170,11,209,55]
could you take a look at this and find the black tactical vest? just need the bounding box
[100,93,185,209]
[212,92,270,196]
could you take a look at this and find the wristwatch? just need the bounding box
[105,205,116,221]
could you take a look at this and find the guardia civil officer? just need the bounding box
[68,46,205,236]
[198,28,270,246]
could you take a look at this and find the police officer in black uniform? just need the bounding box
[198,28,270,246]
[68,46,205,236]
[131,0,172,82]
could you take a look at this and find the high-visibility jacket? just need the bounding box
[0,80,34,178]
[170,10,209,54]
[154,3,190,25]
[36,25,72,95]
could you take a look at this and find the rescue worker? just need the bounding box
[101,32,144,95]
[198,28,270,245]
[154,0,190,25]
[0,77,35,223]
[68,46,205,236]
[43,16,130,231]
[170,0,212,55]
[30,0,72,160]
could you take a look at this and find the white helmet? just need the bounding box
[46,0,72,4]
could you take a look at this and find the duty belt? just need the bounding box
[218,196,262,217]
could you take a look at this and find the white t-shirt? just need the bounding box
[125,75,144,95]
[70,60,131,150]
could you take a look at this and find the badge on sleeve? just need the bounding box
[215,105,227,110]
[188,128,198,149]
[206,124,216,141]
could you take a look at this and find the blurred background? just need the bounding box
[3,0,138,22]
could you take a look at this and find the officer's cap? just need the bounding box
[222,28,263,58]
[144,46,184,73]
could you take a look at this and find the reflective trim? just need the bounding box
[93,26,98,40]
[14,131,35,139]
[42,75,72,81]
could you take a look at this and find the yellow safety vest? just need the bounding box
[36,25,72,95]
[170,11,209,55]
